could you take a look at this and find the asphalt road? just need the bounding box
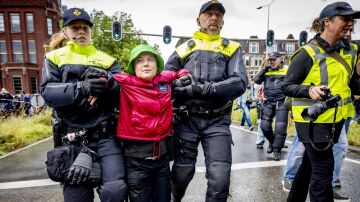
[0,125,360,202]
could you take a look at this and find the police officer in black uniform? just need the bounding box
[254,52,289,161]
[41,8,127,202]
[165,1,248,201]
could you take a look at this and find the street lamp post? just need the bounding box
[257,0,276,56]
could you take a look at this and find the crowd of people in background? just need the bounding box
[0,88,41,118]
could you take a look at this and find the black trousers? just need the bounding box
[171,114,232,202]
[125,156,171,202]
[287,142,334,202]
[260,102,289,150]
[63,137,127,202]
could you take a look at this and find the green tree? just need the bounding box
[90,10,146,71]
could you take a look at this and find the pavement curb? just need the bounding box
[0,136,52,160]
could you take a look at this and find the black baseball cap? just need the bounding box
[62,8,93,28]
[199,0,225,16]
[268,52,281,59]
[319,2,360,20]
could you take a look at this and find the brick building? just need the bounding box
[0,0,62,94]
[239,34,300,77]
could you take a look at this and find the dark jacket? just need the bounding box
[165,31,248,109]
[40,41,120,129]
[253,65,287,102]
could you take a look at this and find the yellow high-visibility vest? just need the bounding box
[292,43,358,123]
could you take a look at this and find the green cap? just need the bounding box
[127,44,164,74]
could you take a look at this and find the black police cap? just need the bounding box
[62,8,93,28]
[319,2,360,20]
[199,0,225,16]
[268,52,281,59]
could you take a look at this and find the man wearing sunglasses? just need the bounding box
[254,52,289,161]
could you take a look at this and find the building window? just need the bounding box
[47,18,53,35]
[12,76,23,94]
[0,40,7,64]
[245,55,250,66]
[30,77,38,94]
[26,13,34,33]
[28,40,37,63]
[10,13,21,33]
[267,42,278,53]
[0,13,4,32]
[12,40,23,62]
[249,42,259,53]
[251,56,263,67]
[286,43,296,54]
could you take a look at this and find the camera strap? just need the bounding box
[310,40,352,84]
[308,106,338,151]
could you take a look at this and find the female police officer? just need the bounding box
[41,8,127,202]
[282,2,360,202]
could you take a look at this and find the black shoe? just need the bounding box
[256,144,263,149]
[333,190,350,202]
[267,144,274,154]
[273,151,281,161]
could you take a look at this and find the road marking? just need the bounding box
[0,179,59,190]
[230,125,360,165]
[196,160,287,173]
[0,159,287,190]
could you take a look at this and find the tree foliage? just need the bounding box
[90,10,146,71]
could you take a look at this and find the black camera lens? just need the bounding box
[301,102,328,121]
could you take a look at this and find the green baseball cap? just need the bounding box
[127,44,164,74]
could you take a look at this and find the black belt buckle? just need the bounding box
[144,156,159,160]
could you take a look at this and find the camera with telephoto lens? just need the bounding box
[301,87,342,121]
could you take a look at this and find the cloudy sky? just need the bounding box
[62,0,360,60]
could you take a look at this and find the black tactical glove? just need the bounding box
[264,65,271,72]
[82,67,108,80]
[174,84,202,96]
[82,67,116,93]
[81,77,109,97]
[67,151,92,184]
[173,75,192,88]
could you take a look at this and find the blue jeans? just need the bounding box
[283,126,348,187]
[283,131,304,182]
[240,98,252,128]
[255,119,265,145]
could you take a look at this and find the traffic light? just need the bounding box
[163,25,172,44]
[112,21,122,41]
[266,30,274,47]
[299,31,308,46]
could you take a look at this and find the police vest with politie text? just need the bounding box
[43,41,120,129]
[172,30,242,112]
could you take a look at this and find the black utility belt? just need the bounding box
[174,102,232,117]
[63,121,115,143]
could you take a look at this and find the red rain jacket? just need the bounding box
[113,69,189,141]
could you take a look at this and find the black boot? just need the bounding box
[267,143,274,154]
[273,150,281,161]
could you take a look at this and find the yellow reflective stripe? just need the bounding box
[176,38,240,59]
[264,65,288,76]
[45,47,115,69]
